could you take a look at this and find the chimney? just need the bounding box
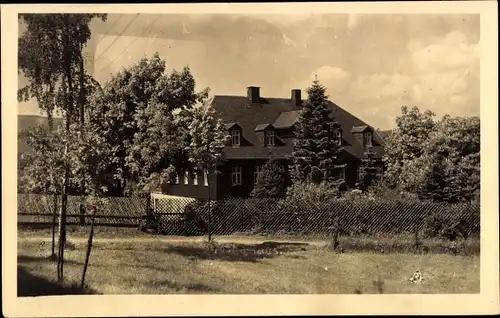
[291,89,302,106]
[247,86,260,103]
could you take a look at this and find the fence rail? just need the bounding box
[17,193,480,240]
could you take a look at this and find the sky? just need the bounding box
[18,13,480,130]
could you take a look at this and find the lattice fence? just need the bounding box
[147,197,480,239]
[17,193,148,227]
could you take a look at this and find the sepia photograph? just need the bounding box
[2,2,499,317]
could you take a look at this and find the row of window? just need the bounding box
[231,130,276,147]
[173,165,378,187]
[231,129,373,147]
[173,170,209,187]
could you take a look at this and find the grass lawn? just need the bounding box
[18,231,479,295]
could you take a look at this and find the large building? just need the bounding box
[162,86,386,199]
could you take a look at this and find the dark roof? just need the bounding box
[225,122,239,130]
[272,110,302,129]
[254,123,273,132]
[211,95,385,160]
[351,125,370,133]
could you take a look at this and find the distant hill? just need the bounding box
[17,115,63,154]
[376,129,392,141]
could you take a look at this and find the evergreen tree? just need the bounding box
[290,79,343,184]
[250,158,289,198]
[357,147,383,191]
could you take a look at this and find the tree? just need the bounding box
[91,53,209,196]
[18,13,107,282]
[186,102,231,241]
[65,96,112,288]
[290,79,343,184]
[250,158,289,198]
[383,106,436,191]
[18,125,68,258]
[357,147,383,191]
[421,115,480,202]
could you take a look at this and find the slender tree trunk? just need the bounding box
[81,205,96,289]
[51,194,57,258]
[79,48,86,225]
[207,169,212,242]
[57,24,74,282]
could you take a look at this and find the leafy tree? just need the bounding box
[18,13,107,282]
[421,115,480,202]
[250,158,289,198]
[18,125,68,258]
[91,53,209,195]
[290,79,343,184]
[186,102,231,241]
[383,106,436,191]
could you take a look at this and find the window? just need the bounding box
[363,131,372,147]
[204,169,209,187]
[193,172,198,185]
[334,130,342,146]
[265,130,275,147]
[254,166,262,184]
[175,173,179,185]
[231,130,240,147]
[183,171,189,185]
[340,166,346,180]
[232,167,242,186]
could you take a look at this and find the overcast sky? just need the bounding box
[18,13,480,130]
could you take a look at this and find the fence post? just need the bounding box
[332,215,340,250]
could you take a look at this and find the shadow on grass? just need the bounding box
[18,266,99,296]
[18,254,83,266]
[164,241,309,262]
[147,279,217,294]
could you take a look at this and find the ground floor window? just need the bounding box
[232,167,242,186]
[254,166,262,184]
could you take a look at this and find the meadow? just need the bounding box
[17,227,480,295]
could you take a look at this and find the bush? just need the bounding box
[250,159,289,198]
[422,210,472,241]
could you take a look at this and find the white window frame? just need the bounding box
[265,130,275,147]
[231,129,241,147]
[334,130,342,146]
[254,166,262,184]
[363,131,372,147]
[193,172,198,185]
[175,173,179,185]
[204,169,209,187]
[232,167,242,186]
[183,171,189,185]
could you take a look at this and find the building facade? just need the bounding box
[162,86,386,199]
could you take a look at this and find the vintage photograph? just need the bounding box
[16,11,481,297]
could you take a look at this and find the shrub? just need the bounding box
[422,210,472,241]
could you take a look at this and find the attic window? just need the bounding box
[363,131,372,147]
[265,130,275,147]
[231,130,241,147]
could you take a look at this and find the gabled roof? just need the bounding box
[273,110,302,129]
[254,123,274,132]
[225,122,241,130]
[210,95,385,160]
[351,125,370,133]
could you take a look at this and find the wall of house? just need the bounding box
[161,171,217,200]
[216,159,269,198]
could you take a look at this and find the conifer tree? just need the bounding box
[290,79,343,184]
[357,147,383,191]
[251,158,289,198]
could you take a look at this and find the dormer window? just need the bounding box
[265,130,275,147]
[231,130,241,147]
[334,130,342,146]
[363,131,372,147]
